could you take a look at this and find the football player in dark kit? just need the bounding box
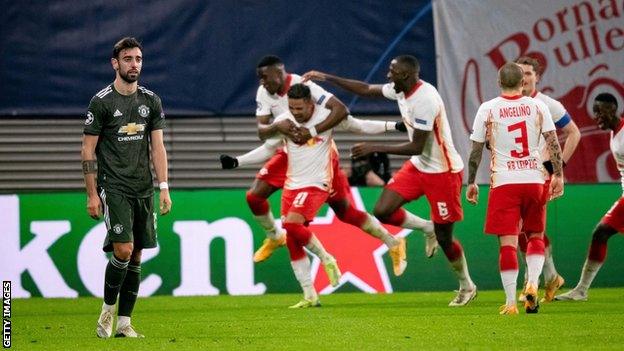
[81,37,172,338]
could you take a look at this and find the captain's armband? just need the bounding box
[82,160,97,174]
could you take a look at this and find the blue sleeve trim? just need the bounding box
[555,113,571,129]
[316,95,326,105]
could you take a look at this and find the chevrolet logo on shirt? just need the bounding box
[118,123,145,135]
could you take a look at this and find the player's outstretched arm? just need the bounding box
[302,70,384,98]
[220,139,280,169]
[339,115,403,135]
[466,141,485,205]
[351,129,429,158]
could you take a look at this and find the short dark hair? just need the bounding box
[595,93,618,109]
[499,62,523,89]
[395,55,420,74]
[257,55,283,68]
[287,83,311,100]
[516,56,542,76]
[112,37,142,59]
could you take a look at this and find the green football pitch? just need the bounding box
[12,288,624,350]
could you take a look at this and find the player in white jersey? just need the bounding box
[467,62,564,315]
[246,55,346,263]
[245,56,432,276]
[515,56,581,302]
[556,93,624,302]
[222,100,428,280]
[229,84,346,307]
[303,55,477,307]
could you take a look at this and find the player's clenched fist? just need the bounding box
[465,183,479,205]
[87,195,102,219]
[220,154,239,169]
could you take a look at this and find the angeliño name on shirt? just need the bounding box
[499,104,531,119]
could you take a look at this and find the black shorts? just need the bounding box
[99,188,157,252]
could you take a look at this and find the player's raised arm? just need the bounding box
[302,70,384,98]
[338,115,404,134]
[351,129,429,159]
[220,138,281,169]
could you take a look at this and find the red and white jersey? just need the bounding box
[273,106,335,191]
[255,73,333,117]
[382,80,463,173]
[533,91,568,161]
[610,120,624,194]
[533,91,567,122]
[471,95,555,187]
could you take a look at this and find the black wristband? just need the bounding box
[395,121,407,133]
[82,160,97,174]
[542,160,554,175]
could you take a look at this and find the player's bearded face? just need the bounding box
[518,64,536,96]
[288,98,314,123]
[114,48,142,83]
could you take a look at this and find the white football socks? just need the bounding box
[500,270,519,306]
[361,214,399,248]
[401,210,431,231]
[576,259,603,292]
[254,212,284,240]
[290,256,317,301]
[450,253,475,290]
[526,254,545,287]
[541,245,559,283]
[305,235,332,263]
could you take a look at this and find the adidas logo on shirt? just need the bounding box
[113,109,123,117]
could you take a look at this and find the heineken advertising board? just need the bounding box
[1,185,622,298]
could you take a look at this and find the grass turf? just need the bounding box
[12,288,624,350]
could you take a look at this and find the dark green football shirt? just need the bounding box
[84,84,166,198]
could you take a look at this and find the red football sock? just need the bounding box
[499,245,518,271]
[443,240,463,262]
[526,236,545,255]
[332,202,368,227]
[246,191,269,215]
[283,222,312,261]
[588,239,607,263]
[380,208,406,226]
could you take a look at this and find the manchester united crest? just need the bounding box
[138,105,150,118]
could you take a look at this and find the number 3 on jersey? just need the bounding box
[293,192,309,208]
[508,121,529,158]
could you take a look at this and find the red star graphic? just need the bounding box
[306,188,411,294]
